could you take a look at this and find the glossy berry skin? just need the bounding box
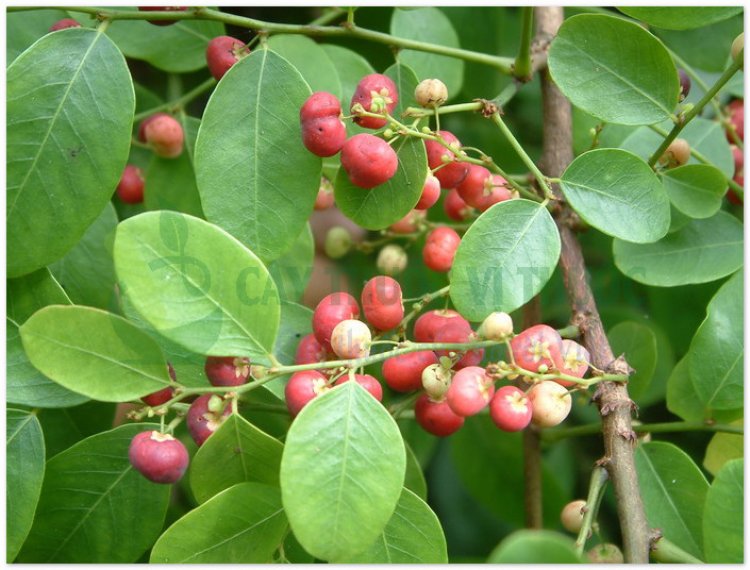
[414,394,465,437]
[561,499,587,533]
[446,366,494,417]
[312,292,360,351]
[206,35,250,80]
[204,356,251,387]
[330,319,371,359]
[285,370,329,417]
[528,381,572,427]
[116,165,145,204]
[423,226,461,273]
[340,134,398,189]
[478,311,513,341]
[314,177,335,210]
[425,130,468,189]
[457,165,513,211]
[726,99,744,142]
[139,6,188,26]
[413,309,470,343]
[382,351,439,392]
[389,209,426,234]
[415,174,441,210]
[335,373,383,402]
[300,92,347,157]
[421,363,452,400]
[362,276,404,331]
[138,113,184,158]
[295,333,328,365]
[557,339,590,387]
[433,323,484,370]
[187,394,231,446]
[129,431,189,484]
[143,362,178,406]
[510,324,564,373]
[49,18,81,31]
[350,73,398,129]
[489,385,532,432]
[443,188,474,221]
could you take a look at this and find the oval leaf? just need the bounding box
[114,211,281,363]
[17,423,170,563]
[613,210,743,286]
[321,44,375,105]
[617,7,743,31]
[7,28,134,277]
[488,530,583,563]
[548,14,678,125]
[661,164,727,219]
[195,48,321,262]
[266,225,314,303]
[608,321,658,401]
[635,441,709,559]
[404,442,428,500]
[703,426,743,477]
[19,305,171,402]
[150,482,287,563]
[450,199,561,320]
[7,409,45,562]
[280,381,406,561]
[703,458,743,563]
[267,35,342,100]
[264,301,314,399]
[666,357,743,424]
[561,149,670,243]
[6,8,70,63]
[385,61,422,118]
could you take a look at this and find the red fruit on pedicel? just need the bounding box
[314,177,335,210]
[138,113,184,158]
[416,174,441,210]
[423,226,461,273]
[300,92,347,157]
[204,356,251,387]
[186,394,232,446]
[340,134,398,188]
[139,6,188,26]
[361,276,404,331]
[285,370,330,417]
[726,99,744,142]
[414,394,465,437]
[413,309,470,343]
[206,35,250,80]
[49,18,81,32]
[129,431,189,484]
[116,165,145,204]
[425,130,468,189]
[446,366,495,417]
[557,339,590,387]
[389,209,426,234]
[295,333,328,365]
[382,351,439,392]
[312,292,360,350]
[444,187,475,221]
[433,323,484,370]
[350,73,398,129]
[335,373,383,401]
[489,385,532,432]
[142,363,177,406]
[457,165,514,211]
[510,324,564,373]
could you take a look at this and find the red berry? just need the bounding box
[206,35,250,81]
[433,323,484,369]
[423,226,461,273]
[415,174,441,210]
[49,18,81,32]
[414,394,465,437]
[335,373,383,401]
[129,431,189,484]
[295,333,328,365]
[443,187,474,221]
[731,144,744,175]
[557,339,589,387]
[340,134,398,189]
[456,165,514,211]
[330,319,371,359]
[300,92,346,157]
[489,385,532,432]
[186,394,231,446]
[726,99,744,142]
[116,165,145,204]
[528,381,572,427]
[300,91,341,121]
[350,73,398,129]
[141,364,175,405]
[314,177,335,210]
[413,309,470,343]
[204,356,251,387]
[510,324,564,373]
[446,366,494,416]
[382,351,439,392]
[285,370,329,417]
[389,209,426,234]
[138,113,184,158]
[425,130,468,189]
[138,6,188,26]
[312,292,360,351]
[361,276,404,331]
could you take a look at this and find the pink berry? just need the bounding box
[389,209,426,234]
[129,431,189,484]
[300,91,342,121]
[295,333,328,365]
[423,226,461,273]
[285,370,329,417]
[335,373,383,401]
[446,366,495,416]
[204,356,251,387]
[528,381,572,427]
[489,385,532,432]
[382,351,439,392]
[557,339,590,387]
[361,275,404,331]
[433,322,484,370]
[49,18,81,32]
[138,113,184,158]
[350,73,398,129]
[444,187,474,221]
[330,319,371,359]
[116,164,145,204]
[300,92,347,157]
[425,130,468,189]
[510,324,565,373]
[186,394,231,446]
[414,394,465,437]
[142,363,177,406]
[726,99,744,142]
[314,177,335,210]
[413,309,470,343]
[456,165,513,211]
[340,133,398,189]
[206,35,250,81]
[138,6,188,26]
[415,174,441,210]
[312,292,360,351]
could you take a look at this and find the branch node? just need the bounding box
[474,98,499,117]
[608,354,634,377]
[648,528,664,551]
[618,428,638,444]
[595,455,611,468]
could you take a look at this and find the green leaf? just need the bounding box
[635,441,709,559]
[390,7,464,99]
[189,414,283,504]
[334,125,427,231]
[450,199,561,320]
[560,149,670,243]
[655,16,743,73]
[613,211,743,286]
[488,530,583,563]
[19,305,171,402]
[280,381,406,561]
[703,425,743,476]
[660,165,727,219]
[7,409,45,562]
[342,488,448,563]
[6,8,70,64]
[608,321,658,401]
[104,8,224,73]
[113,211,280,363]
[7,269,88,408]
[703,459,743,563]
[49,202,119,311]
[267,35,342,100]
[17,423,170,563]
[266,225,314,303]
[666,356,743,423]
[617,7,743,30]
[321,44,375,105]
[151,482,287,563]
[688,270,743,411]
[404,442,428,500]
[548,14,678,125]
[264,301,314,399]
[36,401,117,458]
[7,28,134,277]
[385,61,422,119]
[195,49,321,262]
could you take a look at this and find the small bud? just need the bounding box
[207,395,224,414]
[415,78,448,108]
[678,69,691,101]
[422,363,452,400]
[659,138,691,168]
[376,244,408,276]
[538,364,549,374]
[731,33,744,62]
[383,128,394,139]
[421,126,432,134]
[324,226,353,259]
[250,365,267,379]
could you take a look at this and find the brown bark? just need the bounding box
[522,297,543,529]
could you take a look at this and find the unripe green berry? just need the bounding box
[207,394,225,414]
[421,126,432,134]
[587,543,624,564]
[422,363,452,400]
[731,33,744,62]
[478,311,514,340]
[325,226,353,259]
[415,78,448,108]
[383,128,394,139]
[376,244,408,276]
